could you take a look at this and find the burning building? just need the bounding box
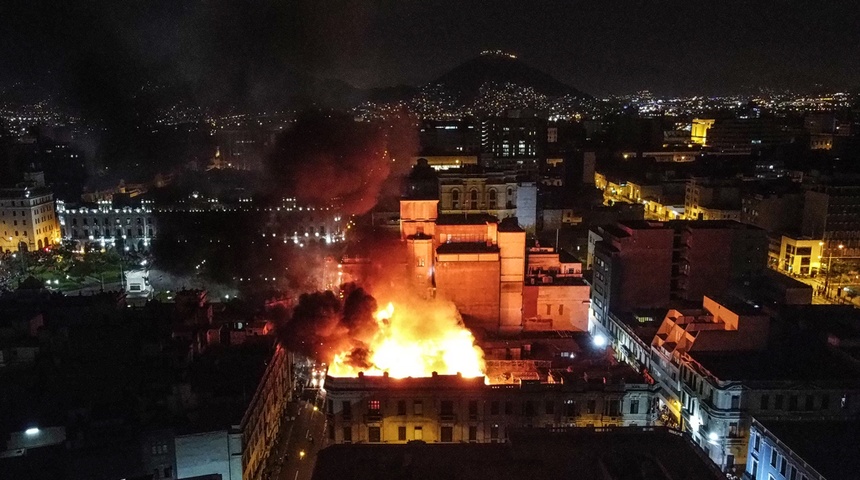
[323,365,654,445]
[400,195,589,333]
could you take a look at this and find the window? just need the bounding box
[750,459,758,480]
[398,426,407,441]
[545,400,555,415]
[504,401,513,415]
[546,304,552,315]
[630,400,639,414]
[414,426,423,440]
[805,395,814,411]
[488,189,497,209]
[368,400,381,412]
[775,395,784,410]
[397,400,407,416]
[780,457,787,476]
[760,394,770,410]
[731,395,740,409]
[565,400,577,417]
[788,395,798,411]
[468,400,478,419]
[490,425,499,441]
[451,190,460,209]
[490,401,500,415]
[605,399,620,417]
[368,426,381,443]
[770,449,778,467]
[343,427,352,442]
[789,466,797,480]
[441,400,454,416]
[523,400,535,416]
[586,400,596,414]
[821,394,829,410]
[441,426,453,442]
[415,400,424,414]
[469,189,478,210]
[163,467,172,479]
[468,426,477,442]
[342,401,352,419]
[327,399,334,415]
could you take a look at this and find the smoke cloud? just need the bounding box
[265,111,416,215]
[277,284,377,363]
[276,280,484,377]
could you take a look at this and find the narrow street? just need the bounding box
[265,389,328,480]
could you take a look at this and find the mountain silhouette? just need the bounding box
[431,52,591,101]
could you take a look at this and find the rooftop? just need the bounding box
[436,242,500,254]
[311,427,725,480]
[757,419,860,480]
[436,213,499,225]
[688,343,860,384]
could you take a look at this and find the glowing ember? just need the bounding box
[328,302,485,378]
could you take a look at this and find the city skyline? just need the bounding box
[1,1,858,111]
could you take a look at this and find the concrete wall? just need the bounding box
[435,256,500,330]
[516,183,537,231]
[523,284,590,331]
[175,430,241,480]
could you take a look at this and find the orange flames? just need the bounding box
[328,301,485,378]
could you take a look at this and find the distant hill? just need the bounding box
[431,52,591,102]
[357,52,594,118]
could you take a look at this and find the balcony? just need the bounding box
[364,412,382,423]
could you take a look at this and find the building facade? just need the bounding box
[58,200,156,252]
[0,187,61,252]
[324,373,654,445]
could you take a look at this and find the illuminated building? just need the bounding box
[642,299,860,475]
[324,366,653,445]
[438,170,519,219]
[690,118,715,145]
[58,199,156,252]
[776,235,823,276]
[523,247,590,331]
[685,177,741,221]
[0,186,61,252]
[746,418,860,480]
[481,109,546,173]
[411,155,479,171]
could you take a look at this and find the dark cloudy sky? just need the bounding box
[1,0,858,103]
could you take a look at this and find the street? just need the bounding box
[265,389,328,480]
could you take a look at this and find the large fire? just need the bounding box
[328,302,485,378]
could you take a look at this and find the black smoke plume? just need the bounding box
[265,111,416,215]
[278,284,379,364]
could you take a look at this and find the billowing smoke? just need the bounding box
[277,283,378,364]
[266,111,416,215]
[276,280,485,377]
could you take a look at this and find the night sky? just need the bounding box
[0,0,858,106]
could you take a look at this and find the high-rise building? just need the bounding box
[802,183,860,257]
[481,110,546,173]
[589,220,767,334]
